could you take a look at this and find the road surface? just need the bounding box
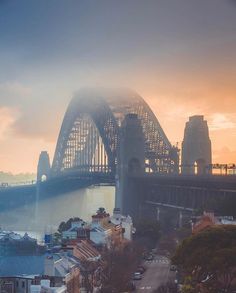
[135,255,176,292]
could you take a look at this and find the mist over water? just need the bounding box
[0,186,115,240]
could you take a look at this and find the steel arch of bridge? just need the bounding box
[51,88,178,176]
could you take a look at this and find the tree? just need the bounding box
[172,225,236,292]
[101,242,142,292]
[80,260,100,293]
[96,207,107,215]
[158,233,178,256]
[153,282,178,293]
[58,217,83,233]
[134,219,161,249]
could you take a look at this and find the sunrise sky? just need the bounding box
[0,0,236,173]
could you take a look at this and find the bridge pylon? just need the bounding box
[115,113,145,217]
[182,115,212,175]
[37,151,51,182]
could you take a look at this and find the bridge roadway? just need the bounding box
[126,173,236,217]
[130,173,236,190]
[0,172,235,214]
[0,172,115,212]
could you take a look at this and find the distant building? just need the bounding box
[31,279,66,293]
[73,240,102,292]
[0,230,44,256]
[0,255,45,277]
[0,276,34,293]
[0,251,80,293]
[62,219,89,241]
[44,253,80,293]
[61,211,125,248]
[73,240,101,262]
[192,211,236,234]
[110,208,134,241]
[0,275,68,293]
[90,223,112,247]
[90,209,123,247]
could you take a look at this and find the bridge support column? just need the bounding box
[115,114,145,218]
[37,151,51,182]
[182,115,212,175]
[156,207,160,221]
[35,151,51,225]
[178,211,183,229]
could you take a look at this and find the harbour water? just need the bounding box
[0,186,115,241]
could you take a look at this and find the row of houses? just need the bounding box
[62,208,133,246]
[0,249,81,293]
[0,208,134,293]
[0,230,45,256]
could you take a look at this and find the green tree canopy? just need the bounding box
[96,207,107,215]
[58,217,83,233]
[172,225,236,292]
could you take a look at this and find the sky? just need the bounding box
[0,0,236,173]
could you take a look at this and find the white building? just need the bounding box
[110,208,134,241]
[62,219,86,240]
[89,225,112,245]
[89,212,113,245]
[30,280,66,293]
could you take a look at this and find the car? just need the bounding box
[170,265,177,271]
[132,272,142,280]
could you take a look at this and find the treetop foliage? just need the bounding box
[58,217,83,233]
[172,225,236,292]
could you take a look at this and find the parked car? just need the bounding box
[132,272,142,280]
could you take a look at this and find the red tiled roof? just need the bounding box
[73,240,100,261]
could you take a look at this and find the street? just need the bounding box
[135,255,176,292]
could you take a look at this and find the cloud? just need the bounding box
[0,82,31,107]
[0,107,19,140]
[12,99,66,142]
[0,81,65,142]
[209,113,236,131]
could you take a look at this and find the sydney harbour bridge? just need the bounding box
[49,88,178,177]
[1,88,236,219]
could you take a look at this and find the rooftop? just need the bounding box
[0,255,44,277]
[73,240,100,262]
[0,252,79,278]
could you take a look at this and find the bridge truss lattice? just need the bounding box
[51,88,179,176]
